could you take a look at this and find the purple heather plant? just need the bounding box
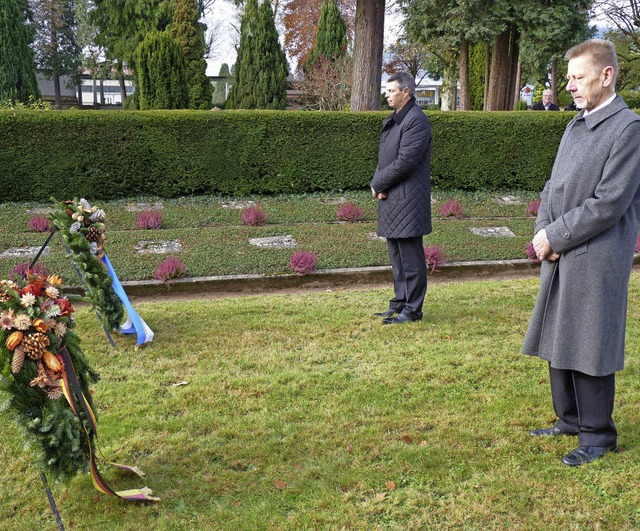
[525,242,541,263]
[241,206,268,226]
[11,261,48,280]
[423,245,448,273]
[289,251,318,274]
[527,198,541,217]
[153,256,187,282]
[336,202,365,222]
[136,209,163,230]
[28,214,51,233]
[438,199,464,219]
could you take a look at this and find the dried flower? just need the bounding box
[423,245,448,273]
[525,242,541,262]
[47,274,63,287]
[289,251,318,274]
[79,198,92,212]
[527,198,541,217]
[90,209,106,222]
[70,221,81,233]
[241,206,268,226]
[336,202,365,222]
[153,256,187,282]
[54,322,67,338]
[55,298,74,316]
[28,215,51,233]
[438,199,464,219]
[13,314,32,330]
[20,293,36,307]
[45,286,60,299]
[136,210,163,230]
[1,309,16,330]
[11,262,48,280]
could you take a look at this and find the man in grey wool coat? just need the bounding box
[370,72,432,325]
[523,39,640,466]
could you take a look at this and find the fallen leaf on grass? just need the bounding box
[376,492,388,501]
[401,435,413,444]
[171,381,189,387]
[274,479,287,490]
[231,501,241,507]
[386,481,396,491]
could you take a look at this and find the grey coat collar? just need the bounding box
[576,95,628,130]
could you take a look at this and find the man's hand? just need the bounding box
[371,187,387,200]
[532,229,556,261]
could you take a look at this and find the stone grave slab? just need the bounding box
[134,240,183,254]
[469,227,516,237]
[368,232,386,241]
[494,196,523,206]
[249,235,297,249]
[0,246,52,259]
[221,200,255,209]
[125,202,164,212]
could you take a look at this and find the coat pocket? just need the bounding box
[574,242,588,256]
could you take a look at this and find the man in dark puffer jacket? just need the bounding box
[370,72,433,325]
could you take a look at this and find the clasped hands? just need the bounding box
[532,229,560,261]
[371,187,387,200]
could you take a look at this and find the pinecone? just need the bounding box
[22,332,50,360]
[11,346,25,374]
[86,226,102,243]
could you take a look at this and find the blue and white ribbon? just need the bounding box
[101,254,154,346]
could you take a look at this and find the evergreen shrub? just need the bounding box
[0,109,591,202]
[620,90,640,109]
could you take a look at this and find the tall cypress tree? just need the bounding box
[170,0,212,110]
[0,0,40,103]
[304,0,347,71]
[227,0,288,110]
[136,31,189,109]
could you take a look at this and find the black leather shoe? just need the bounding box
[529,426,576,437]
[561,445,615,467]
[373,309,396,318]
[382,313,421,325]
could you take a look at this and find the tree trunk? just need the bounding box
[513,60,522,109]
[351,0,385,111]
[487,24,519,111]
[459,36,470,111]
[53,73,62,108]
[77,82,83,106]
[440,63,458,111]
[504,25,519,110]
[483,44,490,110]
[551,58,558,102]
[92,76,99,109]
[100,78,106,105]
[118,60,127,104]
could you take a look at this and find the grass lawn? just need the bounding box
[2,274,640,529]
[0,190,540,282]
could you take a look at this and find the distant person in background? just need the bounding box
[533,89,560,111]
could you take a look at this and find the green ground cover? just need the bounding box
[2,277,640,529]
[0,190,540,282]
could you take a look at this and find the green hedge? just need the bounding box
[0,109,578,201]
[620,90,640,109]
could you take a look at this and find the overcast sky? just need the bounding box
[206,1,403,76]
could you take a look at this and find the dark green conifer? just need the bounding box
[170,0,213,109]
[227,0,288,110]
[304,0,347,71]
[0,0,40,102]
[135,31,189,109]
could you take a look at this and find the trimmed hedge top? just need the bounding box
[0,109,582,202]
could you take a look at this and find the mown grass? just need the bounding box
[2,275,640,529]
[0,190,539,282]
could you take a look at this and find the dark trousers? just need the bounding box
[387,236,427,318]
[549,364,617,447]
